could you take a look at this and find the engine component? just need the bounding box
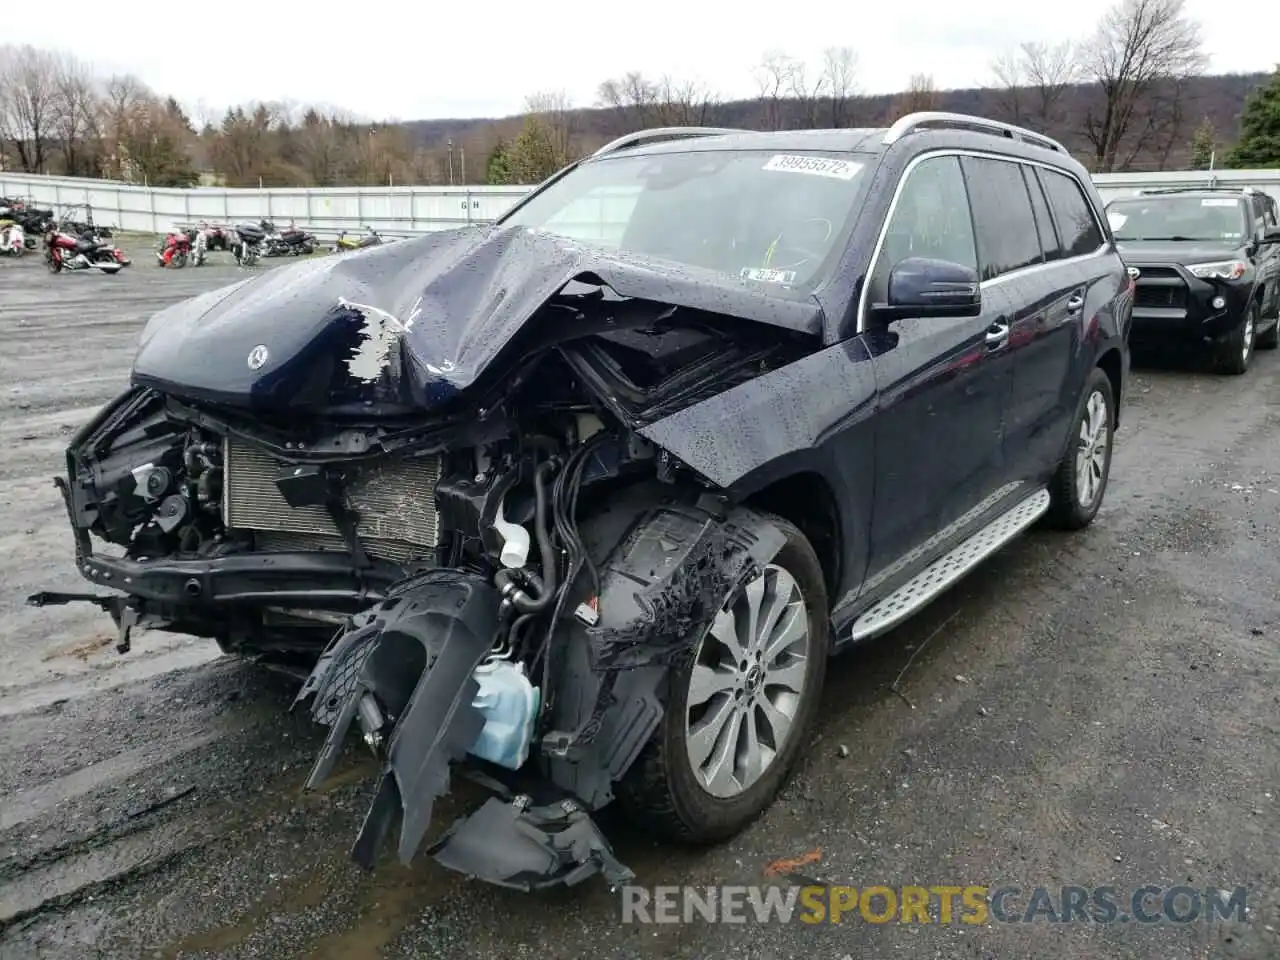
[222,437,442,564]
[470,661,540,770]
[492,497,531,568]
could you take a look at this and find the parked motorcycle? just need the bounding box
[156,230,193,268]
[1,197,52,248]
[203,223,233,252]
[261,219,316,257]
[190,226,209,266]
[331,226,383,253]
[231,222,266,266]
[44,228,124,274]
[0,218,25,256]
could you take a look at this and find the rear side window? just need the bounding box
[1023,166,1063,262]
[1038,169,1104,257]
[960,156,1042,281]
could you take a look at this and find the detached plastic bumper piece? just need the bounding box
[298,569,498,868]
[430,795,635,891]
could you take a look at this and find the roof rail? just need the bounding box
[882,111,1066,154]
[591,126,749,158]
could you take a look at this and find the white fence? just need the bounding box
[3,168,1279,239]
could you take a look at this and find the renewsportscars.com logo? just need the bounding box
[620,884,1249,925]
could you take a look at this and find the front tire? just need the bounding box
[1045,367,1115,531]
[617,513,829,843]
[1214,302,1257,374]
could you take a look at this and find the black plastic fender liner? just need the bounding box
[585,504,787,671]
[429,796,635,891]
[296,569,500,867]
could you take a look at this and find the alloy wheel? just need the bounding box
[1242,312,1255,364]
[1075,389,1109,508]
[685,564,810,799]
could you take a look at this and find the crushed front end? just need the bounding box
[32,240,819,890]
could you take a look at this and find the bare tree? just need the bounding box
[653,77,720,126]
[1080,0,1207,171]
[53,53,100,176]
[991,49,1029,123]
[992,41,1079,130]
[524,90,576,165]
[754,51,798,130]
[99,74,153,179]
[789,60,827,129]
[891,74,940,120]
[0,45,61,172]
[597,72,659,129]
[820,46,858,127]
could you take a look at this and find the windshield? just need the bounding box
[498,149,871,292]
[1106,196,1247,243]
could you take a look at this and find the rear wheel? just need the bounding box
[1045,367,1115,530]
[617,513,828,843]
[1214,302,1257,375]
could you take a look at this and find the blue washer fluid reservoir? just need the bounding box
[469,660,541,770]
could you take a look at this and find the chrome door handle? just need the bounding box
[985,319,1010,350]
[1066,295,1084,314]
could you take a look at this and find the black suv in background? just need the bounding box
[1105,187,1280,374]
[35,112,1132,891]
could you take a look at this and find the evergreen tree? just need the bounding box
[485,137,512,184]
[1188,118,1216,170]
[506,117,562,185]
[1226,66,1280,169]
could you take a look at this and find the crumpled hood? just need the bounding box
[131,225,822,413]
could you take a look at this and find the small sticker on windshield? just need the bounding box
[741,267,797,284]
[1201,198,1238,207]
[762,154,862,180]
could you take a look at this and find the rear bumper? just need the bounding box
[1130,265,1253,346]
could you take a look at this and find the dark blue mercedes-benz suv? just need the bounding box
[35,112,1133,890]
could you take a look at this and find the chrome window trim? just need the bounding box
[856,148,1109,333]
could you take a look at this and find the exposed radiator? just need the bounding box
[222,437,442,564]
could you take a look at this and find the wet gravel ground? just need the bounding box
[1,240,1279,960]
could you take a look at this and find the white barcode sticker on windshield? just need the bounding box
[1201,198,1238,207]
[741,267,797,284]
[763,154,862,180]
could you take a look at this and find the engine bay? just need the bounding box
[35,291,812,888]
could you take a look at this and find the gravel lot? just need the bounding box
[1,237,1278,960]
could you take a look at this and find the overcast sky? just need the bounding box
[7,0,1276,123]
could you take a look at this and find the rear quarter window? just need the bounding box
[1037,169,1104,257]
[959,156,1043,281]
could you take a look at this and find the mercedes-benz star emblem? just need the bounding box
[247,345,269,370]
[1127,266,1141,280]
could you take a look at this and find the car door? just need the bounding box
[859,153,1018,595]
[996,163,1113,484]
[1254,194,1280,318]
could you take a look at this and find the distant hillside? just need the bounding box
[402,71,1272,173]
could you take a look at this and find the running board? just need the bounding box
[848,489,1051,642]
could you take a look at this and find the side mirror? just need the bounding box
[1261,226,1280,245]
[875,257,982,320]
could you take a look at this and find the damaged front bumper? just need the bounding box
[292,568,634,890]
